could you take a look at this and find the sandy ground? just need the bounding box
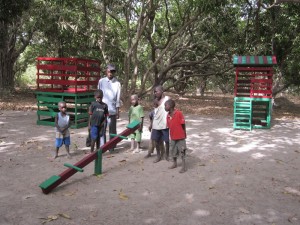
[0,110,300,225]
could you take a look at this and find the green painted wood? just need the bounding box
[233,55,277,66]
[39,175,61,189]
[64,163,84,172]
[94,149,102,175]
[126,120,140,129]
[109,134,128,140]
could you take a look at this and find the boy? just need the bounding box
[164,99,187,173]
[128,94,144,153]
[54,101,71,159]
[88,90,108,152]
[145,98,164,158]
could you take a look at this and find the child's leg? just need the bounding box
[91,139,96,152]
[179,149,187,173]
[133,131,142,153]
[169,157,177,169]
[65,145,72,158]
[130,139,135,150]
[53,147,59,159]
[90,126,98,152]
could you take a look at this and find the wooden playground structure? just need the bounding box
[35,57,101,128]
[233,55,277,130]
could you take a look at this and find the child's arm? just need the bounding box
[55,114,62,133]
[182,124,186,138]
[88,104,92,130]
[139,117,144,132]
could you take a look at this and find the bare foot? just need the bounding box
[47,155,57,162]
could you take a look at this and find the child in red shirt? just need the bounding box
[165,99,187,173]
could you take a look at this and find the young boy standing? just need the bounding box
[54,101,71,159]
[128,94,144,153]
[165,99,187,173]
[88,90,108,152]
[145,98,164,158]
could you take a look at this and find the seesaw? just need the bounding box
[39,120,140,194]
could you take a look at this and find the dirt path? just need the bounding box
[0,110,300,225]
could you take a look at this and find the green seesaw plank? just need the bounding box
[64,163,84,172]
[126,120,140,129]
[110,134,128,139]
[39,175,61,189]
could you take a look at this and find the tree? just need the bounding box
[0,0,33,93]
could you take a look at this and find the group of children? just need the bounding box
[53,88,187,173]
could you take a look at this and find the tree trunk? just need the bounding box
[0,54,15,93]
[0,21,15,93]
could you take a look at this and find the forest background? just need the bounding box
[1,0,300,103]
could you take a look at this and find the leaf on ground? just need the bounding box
[283,187,300,196]
[295,150,300,153]
[95,174,104,179]
[58,213,71,219]
[119,159,126,163]
[63,191,76,196]
[106,155,115,158]
[275,159,284,164]
[119,189,129,200]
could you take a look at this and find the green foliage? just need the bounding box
[3,0,300,97]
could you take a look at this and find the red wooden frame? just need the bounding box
[36,57,101,93]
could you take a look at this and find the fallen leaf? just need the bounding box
[283,187,300,196]
[119,189,129,200]
[47,215,58,220]
[58,213,71,219]
[63,191,76,196]
[275,159,284,164]
[119,159,126,163]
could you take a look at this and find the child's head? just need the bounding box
[94,90,103,102]
[153,98,159,108]
[130,94,139,106]
[164,99,175,112]
[58,101,67,113]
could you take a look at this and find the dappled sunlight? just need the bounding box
[185,193,194,203]
[193,209,210,217]
[0,141,15,153]
[185,115,300,160]
[251,152,267,159]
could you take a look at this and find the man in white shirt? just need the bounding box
[98,64,121,152]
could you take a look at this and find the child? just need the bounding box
[164,99,187,173]
[128,94,144,153]
[53,101,71,159]
[145,98,164,158]
[88,90,108,152]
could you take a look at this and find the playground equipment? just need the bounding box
[39,120,140,194]
[233,56,277,130]
[35,57,101,128]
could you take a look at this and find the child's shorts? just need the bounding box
[151,128,169,142]
[170,139,187,158]
[90,125,104,140]
[55,130,71,148]
[129,130,142,142]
